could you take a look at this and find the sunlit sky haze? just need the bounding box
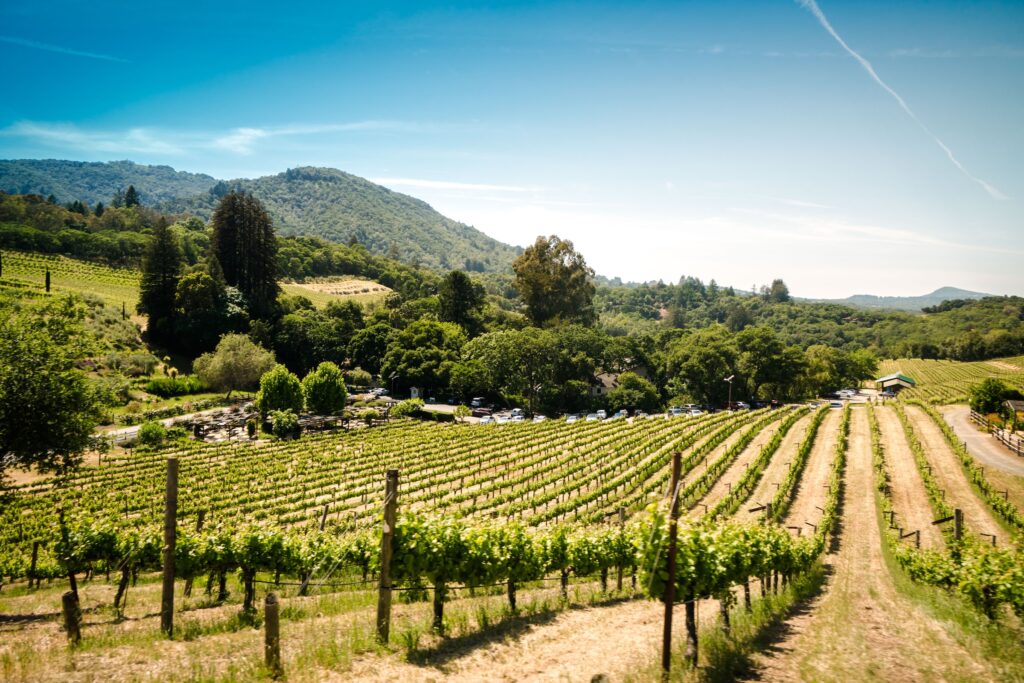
[2,1,1023,297]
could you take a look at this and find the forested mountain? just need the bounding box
[0,159,216,206]
[806,286,990,311]
[0,160,521,273]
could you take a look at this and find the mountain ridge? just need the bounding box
[803,286,991,311]
[0,159,521,273]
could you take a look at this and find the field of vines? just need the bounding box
[0,249,141,310]
[1,402,1022,682]
[877,355,1024,404]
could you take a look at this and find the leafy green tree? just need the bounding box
[211,191,279,319]
[449,359,490,399]
[137,218,182,341]
[606,372,661,413]
[462,328,557,412]
[380,320,467,393]
[453,405,471,422]
[512,235,596,326]
[970,378,1022,416]
[193,333,276,397]
[174,269,229,353]
[256,364,304,417]
[666,326,740,406]
[0,301,103,487]
[438,270,485,335]
[302,362,348,415]
[346,323,394,377]
[766,279,790,303]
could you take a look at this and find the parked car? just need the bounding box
[566,414,579,424]
[595,409,607,419]
[472,407,493,417]
[635,411,649,419]
[687,408,704,416]
[470,397,486,407]
[532,415,547,423]
[829,401,843,409]
[510,415,525,423]
[612,409,628,419]
[667,407,684,418]
[479,415,493,425]
[585,413,600,422]
[511,408,525,418]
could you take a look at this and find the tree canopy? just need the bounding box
[513,235,596,327]
[193,334,276,397]
[0,299,103,487]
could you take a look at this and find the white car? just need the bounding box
[511,408,525,417]
[596,409,607,419]
[479,415,493,425]
[667,407,683,418]
[687,409,704,416]
[566,414,579,424]
[495,415,509,424]
[510,415,526,423]
[585,413,600,422]
[532,415,547,423]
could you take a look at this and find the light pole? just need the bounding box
[724,375,734,410]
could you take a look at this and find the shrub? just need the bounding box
[302,362,348,415]
[255,365,304,416]
[144,375,208,398]
[138,420,167,446]
[362,408,382,426]
[270,409,300,439]
[390,398,424,418]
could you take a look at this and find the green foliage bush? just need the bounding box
[138,420,167,446]
[269,410,300,439]
[144,375,208,398]
[390,398,424,418]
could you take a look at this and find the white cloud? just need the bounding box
[0,35,128,62]
[0,121,183,154]
[796,0,1007,200]
[2,120,425,156]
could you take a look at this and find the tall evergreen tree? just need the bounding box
[124,185,140,207]
[111,188,125,208]
[137,218,183,340]
[211,191,279,319]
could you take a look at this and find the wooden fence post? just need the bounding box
[617,508,625,591]
[264,592,282,678]
[662,452,682,678]
[953,508,963,542]
[29,541,39,589]
[161,457,179,638]
[62,590,81,646]
[376,469,399,644]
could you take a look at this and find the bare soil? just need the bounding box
[287,279,391,296]
[874,406,945,550]
[904,406,1003,540]
[781,410,840,530]
[732,411,815,524]
[686,414,792,517]
[746,408,997,682]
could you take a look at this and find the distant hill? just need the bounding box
[0,159,217,206]
[805,287,991,312]
[0,160,520,273]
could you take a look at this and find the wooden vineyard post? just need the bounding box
[319,504,329,531]
[62,590,81,646]
[662,451,682,679]
[954,509,963,542]
[376,469,399,644]
[264,593,283,678]
[161,457,179,638]
[617,507,626,591]
[29,541,39,589]
[183,510,206,597]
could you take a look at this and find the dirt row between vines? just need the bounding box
[904,405,1004,541]
[779,409,839,530]
[873,406,945,550]
[746,408,999,682]
[685,411,798,518]
[730,410,816,525]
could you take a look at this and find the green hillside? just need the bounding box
[0,160,521,273]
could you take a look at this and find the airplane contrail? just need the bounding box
[797,0,1007,200]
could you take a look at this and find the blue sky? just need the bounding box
[1,0,1022,297]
